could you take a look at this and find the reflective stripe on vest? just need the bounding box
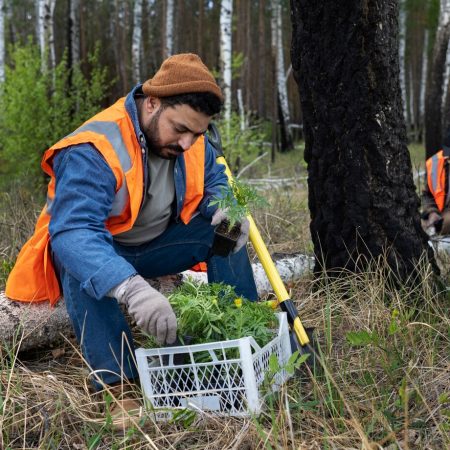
[426,150,447,212]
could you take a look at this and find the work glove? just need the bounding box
[211,208,250,253]
[421,211,442,236]
[112,275,177,345]
[441,210,450,235]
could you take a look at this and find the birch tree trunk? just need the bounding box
[69,0,80,68]
[271,0,293,151]
[425,0,450,158]
[131,0,143,83]
[163,0,174,59]
[220,0,233,125]
[37,0,56,75]
[257,0,266,118]
[0,0,4,83]
[419,30,429,129]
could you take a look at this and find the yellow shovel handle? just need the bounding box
[216,156,310,346]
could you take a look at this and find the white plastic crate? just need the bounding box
[136,312,292,421]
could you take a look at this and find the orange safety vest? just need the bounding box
[6,97,205,305]
[426,150,448,213]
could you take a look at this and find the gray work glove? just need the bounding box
[113,275,177,345]
[421,211,442,236]
[211,208,250,253]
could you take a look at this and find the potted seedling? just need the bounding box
[210,179,268,257]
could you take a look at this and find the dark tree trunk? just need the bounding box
[425,23,450,159]
[290,0,437,280]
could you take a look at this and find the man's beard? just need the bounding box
[144,109,184,160]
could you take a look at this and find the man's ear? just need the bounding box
[146,96,161,114]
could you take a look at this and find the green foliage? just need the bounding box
[167,279,277,346]
[210,178,268,229]
[215,112,270,173]
[0,40,110,190]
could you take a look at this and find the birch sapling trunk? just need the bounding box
[419,30,429,127]
[70,0,80,68]
[132,0,143,84]
[164,0,174,59]
[220,0,233,126]
[270,0,293,151]
[37,0,56,76]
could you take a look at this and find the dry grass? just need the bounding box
[0,150,449,449]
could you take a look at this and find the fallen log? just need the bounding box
[0,254,314,352]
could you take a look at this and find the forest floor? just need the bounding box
[0,143,448,449]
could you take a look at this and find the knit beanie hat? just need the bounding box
[142,53,223,102]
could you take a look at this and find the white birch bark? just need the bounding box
[70,0,80,66]
[419,29,429,121]
[164,0,174,59]
[439,0,450,113]
[0,0,5,83]
[0,254,314,351]
[237,88,246,131]
[132,0,143,83]
[220,0,233,125]
[399,2,407,120]
[408,66,414,127]
[270,0,291,136]
[37,0,56,74]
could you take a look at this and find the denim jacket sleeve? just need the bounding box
[197,138,228,218]
[49,144,137,300]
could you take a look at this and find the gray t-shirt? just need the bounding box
[114,152,175,246]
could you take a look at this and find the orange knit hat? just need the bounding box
[142,53,223,101]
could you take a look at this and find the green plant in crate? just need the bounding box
[153,279,278,347]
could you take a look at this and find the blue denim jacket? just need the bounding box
[49,85,227,301]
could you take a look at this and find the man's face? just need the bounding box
[141,99,212,160]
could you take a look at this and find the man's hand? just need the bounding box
[422,211,442,235]
[116,275,177,345]
[211,208,250,253]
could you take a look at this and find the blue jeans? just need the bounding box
[54,214,257,389]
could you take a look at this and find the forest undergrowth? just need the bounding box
[0,149,449,449]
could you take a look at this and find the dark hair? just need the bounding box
[160,92,222,116]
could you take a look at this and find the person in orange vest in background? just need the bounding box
[422,130,450,236]
[6,54,257,425]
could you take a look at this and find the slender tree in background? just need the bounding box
[290,0,435,281]
[425,0,450,158]
[163,0,174,59]
[271,0,293,151]
[37,0,56,74]
[69,0,80,68]
[220,0,232,125]
[132,0,143,83]
[0,0,4,83]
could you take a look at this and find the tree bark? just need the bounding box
[399,1,407,122]
[290,0,436,281]
[163,0,174,59]
[257,0,266,118]
[131,0,143,84]
[69,0,80,68]
[37,0,56,75]
[0,255,313,352]
[270,0,293,151]
[220,0,233,125]
[425,0,450,158]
